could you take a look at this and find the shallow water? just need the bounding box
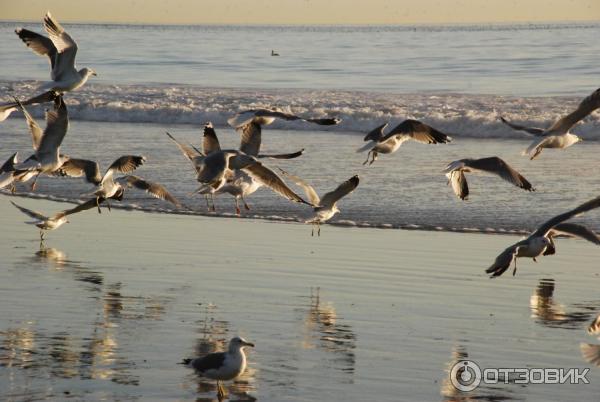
[1,199,599,401]
[1,118,600,233]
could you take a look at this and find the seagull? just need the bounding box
[11,198,99,241]
[0,152,19,191]
[167,126,307,213]
[227,108,341,131]
[279,169,359,236]
[182,336,254,400]
[486,196,600,278]
[500,87,600,160]
[15,12,97,93]
[12,95,101,190]
[271,50,279,56]
[358,119,452,165]
[443,157,535,200]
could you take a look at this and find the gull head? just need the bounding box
[80,67,97,78]
[228,336,255,352]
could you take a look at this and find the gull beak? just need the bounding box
[242,340,255,347]
[92,70,98,77]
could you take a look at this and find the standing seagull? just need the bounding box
[486,196,600,277]
[500,87,600,160]
[11,198,99,241]
[182,337,254,400]
[15,12,97,93]
[443,157,535,200]
[358,119,452,165]
[279,169,359,236]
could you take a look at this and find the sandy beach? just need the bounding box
[1,196,599,401]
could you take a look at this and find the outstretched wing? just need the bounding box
[531,196,600,238]
[465,157,534,192]
[43,12,78,81]
[548,223,600,245]
[242,162,311,205]
[277,167,320,206]
[117,175,182,208]
[364,122,388,142]
[499,117,546,136]
[257,149,304,160]
[383,119,452,144]
[202,122,221,155]
[165,131,204,173]
[15,28,57,71]
[55,158,102,185]
[14,97,44,151]
[238,121,261,156]
[547,87,600,134]
[1,152,19,173]
[10,201,47,221]
[319,175,360,209]
[486,242,526,278]
[101,155,146,184]
[37,96,69,157]
[62,198,101,216]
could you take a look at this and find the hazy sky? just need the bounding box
[2,0,600,25]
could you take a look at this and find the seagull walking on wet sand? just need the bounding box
[15,12,97,93]
[182,336,254,400]
[11,198,99,241]
[443,156,535,200]
[486,196,600,278]
[357,119,452,165]
[500,87,600,160]
[279,169,359,236]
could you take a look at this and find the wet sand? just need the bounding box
[1,197,599,401]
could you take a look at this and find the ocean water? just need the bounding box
[0,22,599,231]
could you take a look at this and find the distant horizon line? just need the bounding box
[1,18,599,27]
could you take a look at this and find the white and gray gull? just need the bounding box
[500,87,600,160]
[182,336,254,400]
[486,196,600,278]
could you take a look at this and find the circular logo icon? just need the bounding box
[450,360,482,392]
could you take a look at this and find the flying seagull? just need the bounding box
[500,87,600,159]
[0,90,58,122]
[443,157,535,200]
[15,12,96,93]
[181,336,254,400]
[0,152,19,191]
[11,198,99,241]
[486,196,600,277]
[279,169,359,236]
[13,95,101,190]
[358,119,452,165]
[227,108,341,130]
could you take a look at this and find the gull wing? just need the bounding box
[117,175,182,208]
[242,162,311,205]
[238,121,261,156]
[165,131,204,172]
[257,149,304,159]
[364,122,388,142]
[0,91,58,123]
[43,12,78,81]
[319,175,360,209]
[486,241,527,278]
[54,158,102,185]
[1,152,19,173]
[446,170,469,200]
[547,87,600,134]
[202,123,221,155]
[62,198,101,216]
[465,157,534,191]
[277,167,320,206]
[15,28,57,71]
[499,117,545,136]
[531,196,600,238]
[101,155,146,184]
[548,223,600,245]
[14,97,43,150]
[383,119,452,144]
[36,96,69,157]
[10,201,48,221]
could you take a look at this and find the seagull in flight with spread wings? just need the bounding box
[500,87,600,160]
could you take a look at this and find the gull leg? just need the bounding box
[106,199,112,212]
[235,197,241,216]
[317,222,321,237]
[242,196,250,210]
[216,380,226,400]
[311,223,314,237]
[210,194,216,212]
[96,197,102,214]
[204,194,211,211]
[512,259,518,276]
[533,257,537,262]
[31,172,41,191]
[368,151,378,165]
[10,183,16,194]
[362,151,372,166]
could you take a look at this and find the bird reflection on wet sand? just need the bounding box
[580,314,600,367]
[530,278,600,329]
[441,344,520,402]
[299,287,356,380]
[188,304,256,402]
